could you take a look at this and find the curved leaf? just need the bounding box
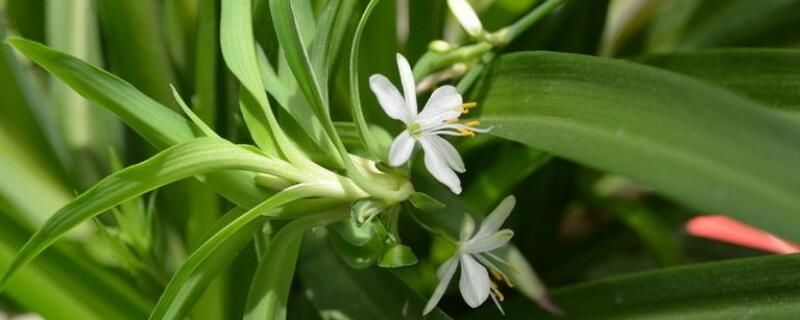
[639,49,800,111]
[483,254,800,319]
[8,38,268,207]
[0,138,298,289]
[244,209,347,320]
[8,38,192,150]
[480,52,800,241]
[148,185,346,320]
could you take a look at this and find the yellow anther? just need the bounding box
[489,282,506,302]
[446,118,459,124]
[462,102,478,109]
[458,129,475,137]
[490,268,515,288]
[459,107,470,114]
[465,120,480,127]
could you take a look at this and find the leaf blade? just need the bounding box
[480,51,800,241]
[0,138,297,289]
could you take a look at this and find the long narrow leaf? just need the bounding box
[148,186,347,320]
[244,210,346,320]
[480,52,800,241]
[0,138,300,289]
[482,254,800,319]
[7,38,269,207]
[639,49,800,111]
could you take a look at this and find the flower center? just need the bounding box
[407,122,423,136]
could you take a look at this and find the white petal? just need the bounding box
[418,85,462,124]
[447,0,484,37]
[458,254,491,308]
[473,196,515,241]
[462,230,513,253]
[419,137,462,194]
[460,214,476,242]
[388,131,415,166]
[436,256,459,280]
[424,256,459,315]
[395,53,418,118]
[428,135,465,173]
[369,74,412,123]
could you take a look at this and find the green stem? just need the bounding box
[503,0,567,43]
[412,42,492,81]
[409,211,458,246]
[415,0,567,89]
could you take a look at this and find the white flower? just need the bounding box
[369,54,488,194]
[423,196,517,315]
[447,0,485,38]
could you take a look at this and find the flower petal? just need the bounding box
[418,85,462,125]
[447,0,484,37]
[419,137,462,194]
[462,230,513,253]
[458,254,491,308]
[388,131,415,166]
[428,135,465,173]
[369,74,412,123]
[395,53,418,118]
[460,214,476,242]
[473,195,515,241]
[424,256,459,315]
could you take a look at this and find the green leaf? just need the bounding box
[348,0,387,159]
[299,234,453,320]
[171,85,219,138]
[46,0,123,188]
[408,192,446,212]
[144,207,259,320]
[9,38,194,150]
[309,0,355,97]
[96,0,176,106]
[220,0,279,154]
[488,254,800,319]
[269,0,328,115]
[5,0,45,42]
[194,0,219,127]
[149,186,346,320]
[0,26,69,184]
[377,244,418,268]
[480,52,800,241]
[0,117,73,229]
[245,210,346,320]
[638,49,800,111]
[7,38,268,207]
[0,213,151,320]
[0,138,300,289]
[680,0,800,49]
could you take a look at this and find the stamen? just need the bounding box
[465,120,480,127]
[489,281,505,302]
[462,102,478,109]
[490,268,515,288]
[488,290,506,315]
[446,118,459,124]
[458,129,475,137]
[486,252,520,274]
